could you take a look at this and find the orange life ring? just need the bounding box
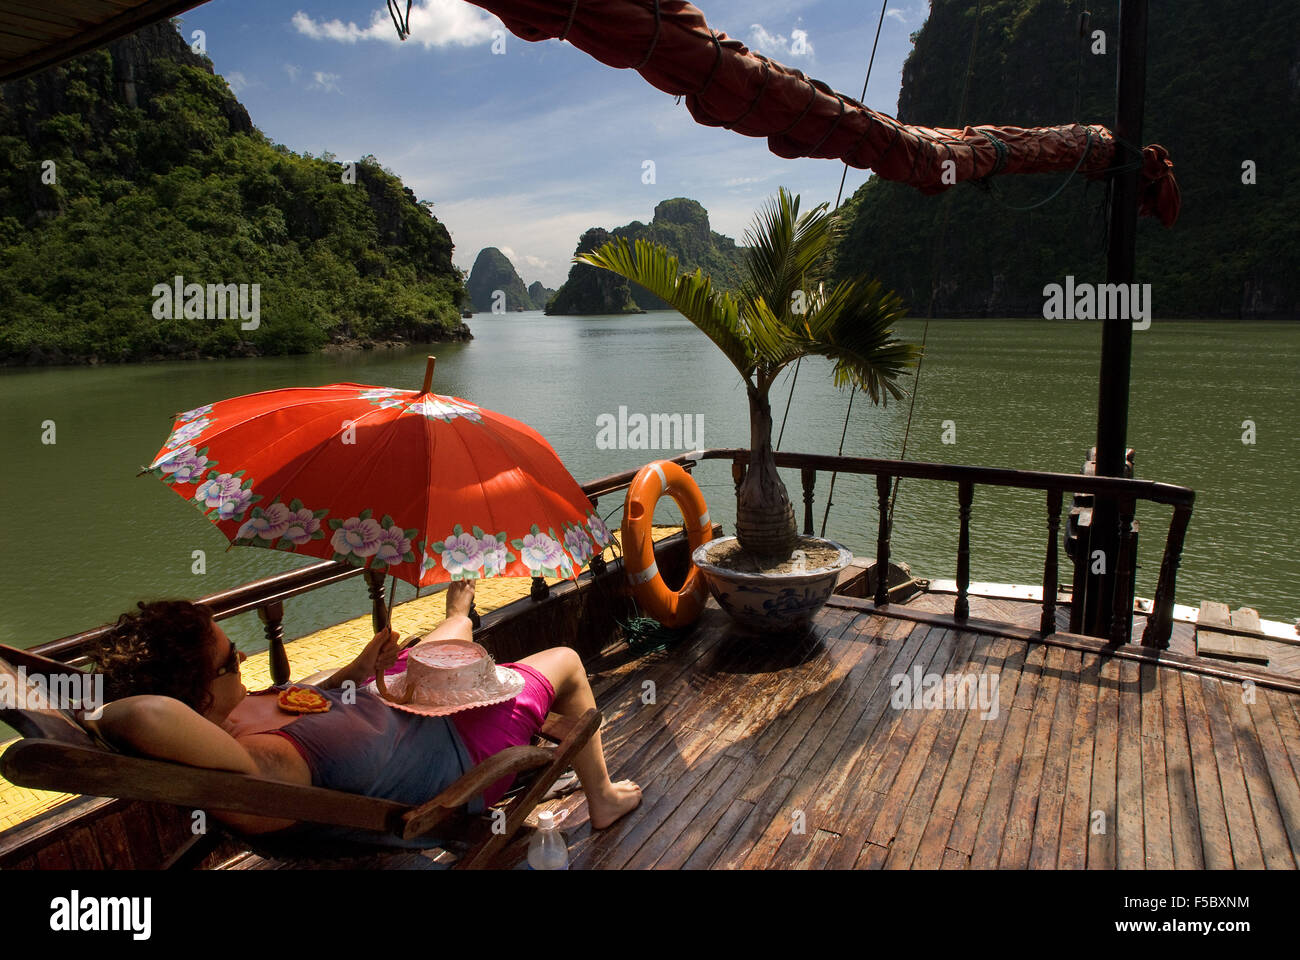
[621,460,714,628]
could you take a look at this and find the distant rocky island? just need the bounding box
[465,247,554,312]
[546,198,745,315]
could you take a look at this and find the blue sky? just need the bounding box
[183,0,930,288]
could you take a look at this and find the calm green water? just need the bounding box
[0,315,1296,658]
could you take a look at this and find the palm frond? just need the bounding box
[741,295,799,368]
[576,238,754,377]
[797,278,922,404]
[741,188,834,326]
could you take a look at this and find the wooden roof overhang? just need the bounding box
[0,0,211,84]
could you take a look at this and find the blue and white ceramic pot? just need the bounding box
[691,536,853,634]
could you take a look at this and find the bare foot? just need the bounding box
[587,779,642,829]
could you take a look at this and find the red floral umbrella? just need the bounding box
[144,359,612,586]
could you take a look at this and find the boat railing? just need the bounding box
[693,448,1194,648]
[28,454,704,677]
[27,446,1192,675]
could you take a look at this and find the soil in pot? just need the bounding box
[706,536,843,574]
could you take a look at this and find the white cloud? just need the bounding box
[284,63,300,82]
[886,8,908,24]
[309,71,343,94]
[225,71,250,94]
[292,1,501,49]
[522,255,547,271]
[723,174,769,187]
[747,23,814,58]
[498,245,517,260]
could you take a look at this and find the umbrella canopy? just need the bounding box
[145,365,612,587]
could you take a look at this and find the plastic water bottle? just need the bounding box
[526,810,569,870]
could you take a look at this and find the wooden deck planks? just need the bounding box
[1050,650,1100,869]
[911,635,1017,869]
[1139,663,1174,869]
[719,616,926,869]
[945,637,1033,858]
[1086,654,1121,868]
[817,625,955,869]
[623,617,867,869]
[567,597,1300,871]
[749,621,942,869]
[1160,661,1205,869]
[1115,659,1146,868]
[1001,644,1072,869]
[825,626,968,868]
[1247,692,1300,866]
[1179,672,1237,869]
[882,632,996,868]
[1197,674,1264,868]
[969,640,1052,868]
[1025,647,1081,868]
[1218,679,1295,868]
[802,616,928,828]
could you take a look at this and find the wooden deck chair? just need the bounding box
[0,648,599,869]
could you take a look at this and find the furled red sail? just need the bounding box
[465,0,1180,226]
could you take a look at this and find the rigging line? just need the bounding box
[778,0,887,466]
[834,0,889,210]
[889,0,983,527]
[818,383,856,538]
[977,14,1096,216]
[805,0,889,529]
[386,0,412,41]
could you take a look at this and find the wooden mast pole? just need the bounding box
[1085,0,1148,637]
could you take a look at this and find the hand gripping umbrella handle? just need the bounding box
[373,576,413,703]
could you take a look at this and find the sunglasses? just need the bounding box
[214,639,242,677]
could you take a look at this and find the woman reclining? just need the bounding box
[89,580,641,846]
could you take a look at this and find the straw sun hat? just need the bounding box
[367,639,525,717]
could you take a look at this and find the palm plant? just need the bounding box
[578,188,921,563]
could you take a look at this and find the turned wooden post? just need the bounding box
[800,467,816,536]
[1142,503,1190,648]
[1110,497,1137,644]
[257,601,289,684]
[874,474,892,606]
[955,481,973,621]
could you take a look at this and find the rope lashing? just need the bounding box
[724,60,771,129]
[806,93,847,157]
[981,127,1094,211]
[558,0,580,42]
[386,0,412,41]
[773,77,820,136]
[694,30,724,95]
[976,128,1009,177]
[633,0,662,71]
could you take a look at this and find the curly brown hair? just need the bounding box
[94,600,220,714]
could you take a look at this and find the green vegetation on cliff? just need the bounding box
[833,0,1298,319]
[0,22,469,364]
[547,198,745,314]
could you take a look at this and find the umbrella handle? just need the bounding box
[373,664,413,704]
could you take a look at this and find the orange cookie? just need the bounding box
[277,686,331,714]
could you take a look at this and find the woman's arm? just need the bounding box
[89,696,303,834]
[90,695,259,774]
